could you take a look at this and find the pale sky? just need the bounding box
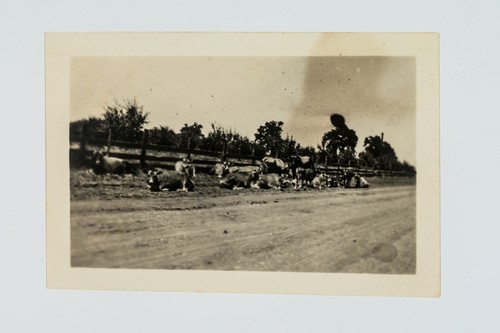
[71,56,416,166]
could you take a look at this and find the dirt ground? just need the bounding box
[70,171,416,274]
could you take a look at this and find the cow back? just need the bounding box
[261,157,287,174]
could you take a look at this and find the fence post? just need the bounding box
[80,122,88,153]
[140,130,148,169]
[221,142,227,162]
[106,128,112,155]
[251,142,256,165]
[186,137,191,160]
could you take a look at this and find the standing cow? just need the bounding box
[289,155,316,189]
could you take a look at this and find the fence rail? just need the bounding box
[70,136,416,177]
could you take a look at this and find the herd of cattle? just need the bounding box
[89,151,369,192]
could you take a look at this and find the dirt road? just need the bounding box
[71,183,415,274]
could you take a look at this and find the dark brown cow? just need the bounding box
[289,155,316,189]
[147,169,194,192]
[343,168,356,188]
[294,167,316,189]
[326,175,340,188]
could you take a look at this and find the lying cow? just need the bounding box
[147,169,194,192]
[251,173,283,190]
[219,172,258,190]
[311,173,328,190]
[326,175,340,188]
[354,174,370,188]
[91,151,132,175]
[343,168,356,188]
[210,162,230,178]
[175,158,196,178]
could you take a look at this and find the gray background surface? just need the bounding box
[1,0,499,332]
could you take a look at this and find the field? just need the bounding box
[70,171,416,274]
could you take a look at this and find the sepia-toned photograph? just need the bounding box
[46,33,439,296]
[69,55,416,273]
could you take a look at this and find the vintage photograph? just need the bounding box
[47,33,439,296]
[69,54,416,273]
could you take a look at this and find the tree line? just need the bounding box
[70,98,416,173]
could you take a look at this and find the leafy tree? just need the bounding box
[338,146,357,165]
[200,123,255,155]
[178,122,204,149]
[296,145,317,160]
[254,121,285,157]
[317,143,328,165]
[360,135,398,169]
[103,98,149,142]
[228,134,254,156]
[280,134,298,159]
[200,123,234,152]
[400,160,416,174]
[321,127,358,164]
[148,125,179,147]
[69,116,108,140]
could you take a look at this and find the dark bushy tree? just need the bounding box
[200,123,254,155]
[178,122,204,149]
[321,127,358,165]
[227,133,254,156]
[148,125,179,147]
[280,134,298,159]
[200,123,233,152]
[69,116,108,140]
[254,121,285,158]
[359,135,398,170]
[296,145,317,159]
[400,161,416,174]
[103,98,149,142]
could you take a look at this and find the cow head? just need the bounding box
[91,151,106,174]
[246,171,260,187]
[281,177,293,188]
[147,170,163,191]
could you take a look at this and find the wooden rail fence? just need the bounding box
[70,136,416,177]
